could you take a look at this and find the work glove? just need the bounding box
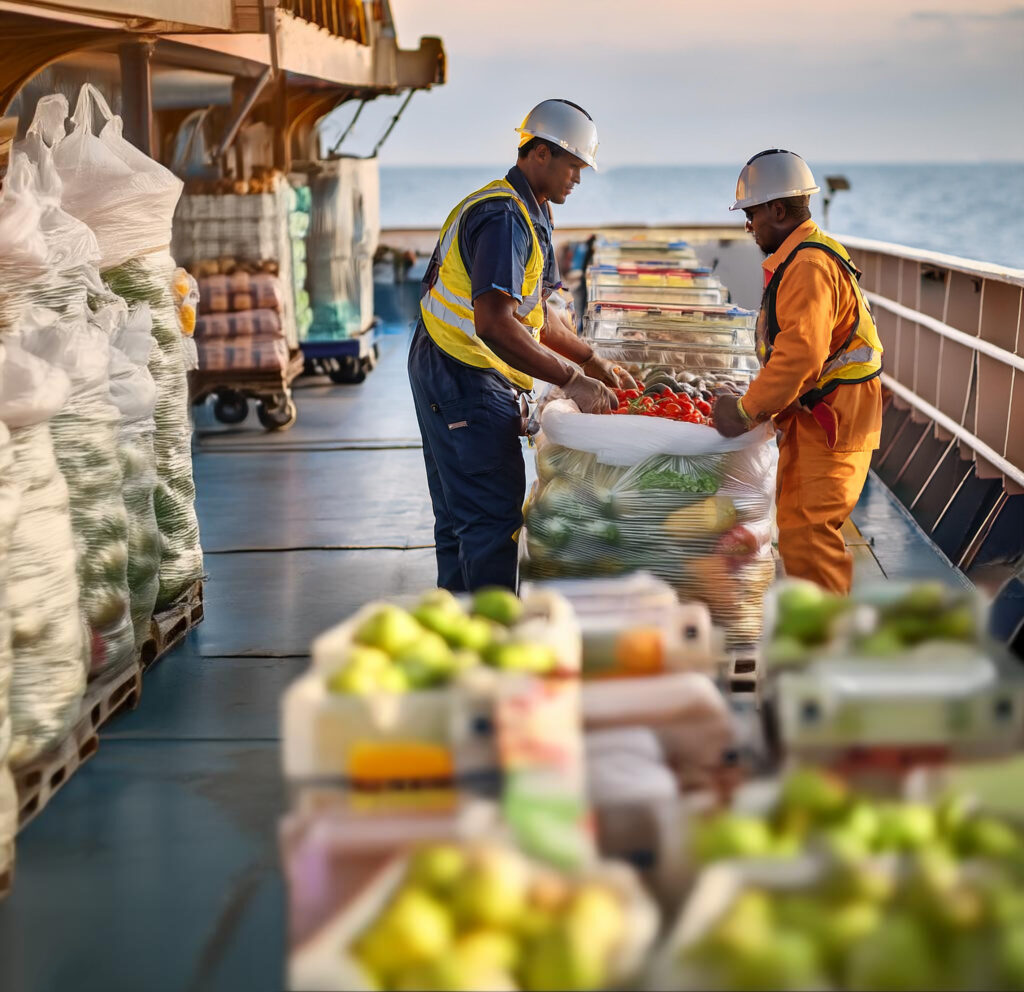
[562,367,618,414]
[581,353,638,391]
[713,393,752,438]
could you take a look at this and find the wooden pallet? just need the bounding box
[13,662,143,832]
[140,580,205,671]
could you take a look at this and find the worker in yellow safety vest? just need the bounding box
[408,100,634,593]
[713,149,884,594]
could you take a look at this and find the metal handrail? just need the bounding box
[865,292,1024,374]
[881,374,1024,491]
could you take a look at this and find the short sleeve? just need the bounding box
[459,201,534,303]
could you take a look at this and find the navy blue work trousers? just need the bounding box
[407,323,526,592]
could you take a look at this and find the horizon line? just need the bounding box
[378,159,1024,169]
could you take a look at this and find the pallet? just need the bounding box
[140,580,205,671]
[14,662,143,832]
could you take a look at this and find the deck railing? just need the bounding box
[842,235,1024,495]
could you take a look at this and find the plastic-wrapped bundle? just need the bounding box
[523,400,777,646]
[592,236,699,267]
[0,153,48,334]
[0,339,87,766]
[108,305,160,650]
[19,306,136,682]
[0,401,21,881]
[104,254,203,607]
[583,302,757,350]
[587,264,725,306]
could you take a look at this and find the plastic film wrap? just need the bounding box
[523,400,777,646]
[0,414,20,873]
[108,305,160,650]
[19,307,136,682]
[0,340,87,766]
[104,253,203,607]
[0,152,48,334]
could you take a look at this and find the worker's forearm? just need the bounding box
[539,313,591,364]
[478,316,574,386]
[742,353,818,420]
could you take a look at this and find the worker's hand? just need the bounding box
[713,393,751,438]
[562,367,619,414]
[581,354,638,391]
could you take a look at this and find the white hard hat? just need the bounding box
[730,149,820,210]
[516,99,599,171]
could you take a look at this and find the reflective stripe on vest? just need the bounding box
[761,228,884,408]
[419,179,545,392]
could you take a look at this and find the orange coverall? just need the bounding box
[741,220,883,594]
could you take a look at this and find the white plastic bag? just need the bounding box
[526,402,778,646]
[0,340,87,766]
[17,306,136,682]
[47,85,183,269]
[0,152,49,333]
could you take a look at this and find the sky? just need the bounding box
[325,0,1024,166]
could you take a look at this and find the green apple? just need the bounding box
[352,925,397,986]
[394,631,457,687]
[414,604,468,644]
[519,921,606,992]
[449,615,501,653]
[392,958,516,992]
[704,890,775,955]
[484,640,557,674]
[454,929,521,973]
[354,605,424,656]
[934,603,976,642]
[999,926,1024,989]
[376,667,410,693]
[780,768,850,823]
[893,581,950,616]
[825,859,895,904]
[417,588,463,614]
[407,844,467,894]
[876,803,937,851]
[723,928,824,992]
[856,626,906,656]
[453,848,529,929]
[819,899,881,963]
[775,581,844,644]
[768,635,812,666]
[956,815,1021,858]
[326,647,391,695]
[692,813,775,864]
[842,800,882,848]
[936,792,974,842]
[472,587,523,627]
[565,884,624,956]
[843,911,938,991]
[373,887,453,969]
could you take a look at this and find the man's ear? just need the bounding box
[769,199,787,224]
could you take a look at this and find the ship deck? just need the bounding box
[0,324,965,992]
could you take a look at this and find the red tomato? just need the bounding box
[639,396,655,410]
[622,389,640,400]
[660,402,683,417]
[696,399,712,416]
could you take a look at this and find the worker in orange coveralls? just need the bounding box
[713,150,884,594]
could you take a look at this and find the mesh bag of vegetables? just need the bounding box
[18,305,136,683]
[524,399,777,646]
[0,338,87,766]
[104,254,203,607]
[107,304,161,650]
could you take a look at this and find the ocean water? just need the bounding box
[380,163,1024,269]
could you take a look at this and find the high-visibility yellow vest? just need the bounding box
[419,179,545,392]
[762,228,884,408]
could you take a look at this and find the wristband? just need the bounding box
[736,397,754,426]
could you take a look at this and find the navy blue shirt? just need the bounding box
[420,165,560,307]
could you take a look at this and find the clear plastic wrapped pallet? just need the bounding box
[583,301,757,351]
[591,235,699,268]
[18,306,135,682]
[587,264,725,306]
[522,399,777,646]
[108,305,161,650]
[0,339,87,766]
[0,153,48,334]
[0,409,20,884]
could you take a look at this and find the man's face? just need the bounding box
[743,203,775,256]
[542,149,586,205]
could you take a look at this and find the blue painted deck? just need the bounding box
[0,326,963,991]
